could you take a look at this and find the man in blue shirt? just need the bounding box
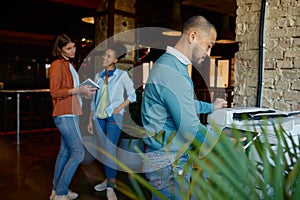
[141,15,227,199]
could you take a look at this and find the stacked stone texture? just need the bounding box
[234,0,300,111]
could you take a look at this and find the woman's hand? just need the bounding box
[87,120,94,134]
[80,85,97,99]
[113,107,121,114]
[87,112,94,134]
[113,100,130,114]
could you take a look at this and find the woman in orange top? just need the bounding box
[49,33,97,200]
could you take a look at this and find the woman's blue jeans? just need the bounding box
[53,116,85,195]
[96,114,123,184]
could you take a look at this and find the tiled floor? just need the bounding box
[0,132,149,200]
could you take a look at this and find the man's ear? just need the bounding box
[188,31,197,43]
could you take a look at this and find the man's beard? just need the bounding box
[191,46,207,67]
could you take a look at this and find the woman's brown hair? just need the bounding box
[51,33,77,61]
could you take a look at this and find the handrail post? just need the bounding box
[0,89,52,144]
[17,92,20,144]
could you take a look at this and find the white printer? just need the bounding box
[207,107,300,164]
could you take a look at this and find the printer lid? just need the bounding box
[233,110,300,121]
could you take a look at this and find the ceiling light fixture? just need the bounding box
[162,0,182,37]
[215,39,236,44]
[162,30,182,37]
[81,17,94,24]
[215,14,235,44]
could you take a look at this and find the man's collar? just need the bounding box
[166,46,191,66]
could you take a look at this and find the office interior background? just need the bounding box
[1,1,300,199]
[0,0,239,133]
[0,2,239,199]
[0,0,237,90]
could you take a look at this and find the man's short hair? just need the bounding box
[183,16,216,36]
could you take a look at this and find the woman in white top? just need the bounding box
[87,42,136,200]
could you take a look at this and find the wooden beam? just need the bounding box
[0,30,55,46]
[49,0,98,9]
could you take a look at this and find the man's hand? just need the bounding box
[213,98,227,110]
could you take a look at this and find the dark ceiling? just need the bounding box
[0,0,97,58]
[0,0,237,58]
[1,1,94,36]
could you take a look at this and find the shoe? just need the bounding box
[49,190,55,200]
[53,195,70,200]
[94,179,107,191]
[66,190,78,199]
[49,189,78,200]
[107,188,117,200]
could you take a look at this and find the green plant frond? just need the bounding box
[132,176,168,200]
[166,131,176,146]
[127,138,133,149]
[121,123,149,138]
[254,121,299,199]
[291,181,300,200]
[206,119,223,133]
[282,132,299,168]
[175,174,192,199]
[177,142,191,159]
[164,131,178,155]
[257,125,277,162]
[196,122,223,158]
[190,148,257,199]
[207,168,251,199]
[261,147,275,196]
[211,134,250,176]
[128,174,147,200]
[207,121,243,151]
[132,144,143,154]
[193,118,300,200]
[86,117,300,200]
[149,130,165,146]
[194,126,257,188]
[161,132,168,145]
[285,153,300,199]
[273,129,285,200]
[252,137,265,164]
[190,170,232,200]
[160,130,166,145]
[115,180,143,200]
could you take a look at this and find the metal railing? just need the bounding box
[0,87,234,144]
[0,89,55,144]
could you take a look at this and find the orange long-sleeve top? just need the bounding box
[49,58,82,117]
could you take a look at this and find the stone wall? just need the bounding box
[234,0,300,111]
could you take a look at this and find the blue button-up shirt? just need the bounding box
[91,67,136,119]
[141,46,214,153]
